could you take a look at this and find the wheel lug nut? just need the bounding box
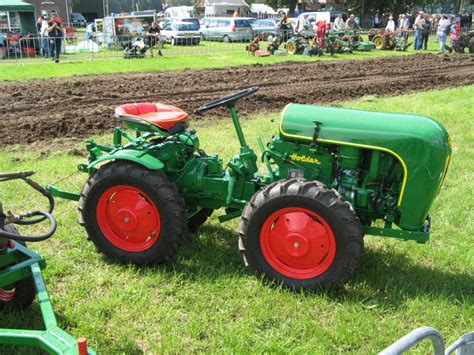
[293,242,299,249]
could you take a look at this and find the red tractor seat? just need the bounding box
[115,103,188,131]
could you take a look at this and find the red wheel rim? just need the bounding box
[96,185,161,252]
[260,207,336,279]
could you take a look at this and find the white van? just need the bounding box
[295,12,330,32]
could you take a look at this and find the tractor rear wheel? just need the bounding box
[79,162,187,265]
[469,37,474,53]
[238,179,363,291]
[372,36,384,50]
[286,40,297,54]
[0,226,36,310]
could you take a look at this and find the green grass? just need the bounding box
[0,86,472,353]
[0,35,444,82]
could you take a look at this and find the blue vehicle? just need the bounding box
[71,12,87,26]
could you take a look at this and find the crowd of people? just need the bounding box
[369,12,471,53]
[23,9,471,62]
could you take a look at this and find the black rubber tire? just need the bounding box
[188,208,213,233]
[469,37,474,54]
[223,35,231,43]
[79,162,187,265]
[238,179,364,291]
[0,225,36,310]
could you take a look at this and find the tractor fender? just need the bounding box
[87,149,164,171]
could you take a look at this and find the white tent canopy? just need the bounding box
[204,0,251,16]
[250,3,277,15]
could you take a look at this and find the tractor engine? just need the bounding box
[266,139,402,226]
[267,103,451,231]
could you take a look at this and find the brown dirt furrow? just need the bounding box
[0,53,473,146]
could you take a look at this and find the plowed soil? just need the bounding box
[1,53,473,146]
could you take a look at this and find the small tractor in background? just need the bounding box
[49,87,451,291]
[286,29,314,55]
[368,29,412,51]
[452,31,474,53]
[0,171,94,354]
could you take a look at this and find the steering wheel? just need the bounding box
[197,86,259,112]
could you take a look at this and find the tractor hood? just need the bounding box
[279,103,451,230]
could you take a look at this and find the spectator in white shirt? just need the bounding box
[38,16,50,58]
[385,15,395,32]
[333,14,344,31]
[437,14,451,53]
[413,11,424,50]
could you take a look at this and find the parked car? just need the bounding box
[240,17,256,26]
[172,17,200,27]
[200,17,253,42]
[160,21,201,46]
[251,19,279,41]
[71,13,87,26]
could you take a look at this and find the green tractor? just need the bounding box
[49,87,451,290]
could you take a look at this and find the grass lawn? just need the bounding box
[0,35,445,82]
[0,86,472,353]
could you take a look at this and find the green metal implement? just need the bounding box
[0,242,95,355]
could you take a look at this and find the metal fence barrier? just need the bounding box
[380,327,474,355]
[0,26,471,63]
[0,31,262,62]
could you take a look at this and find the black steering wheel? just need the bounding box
[197,86,259,112]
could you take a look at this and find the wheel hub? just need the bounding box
[285,233,310,257]
[97,185,161,252]
[260,208,336,279]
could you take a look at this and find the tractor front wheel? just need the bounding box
[79,162,187,265]
[238,179,363,291]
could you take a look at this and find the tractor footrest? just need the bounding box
[363,225,430,243]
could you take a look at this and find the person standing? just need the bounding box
[449,18,459,49]
[397,14,408,40]
[413,12,424,50]
[421,15,431,50]
[47,13,64,63]
[86,22,96,43]
[345,14,360,30]
[278,11,292,42]
[374,13,382,28]
[315,19,327,46]
[333,14,344,31]
[437,14,451,54]
[146,22,162,57]
[38,16,50,58]
[385,15,395,32]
